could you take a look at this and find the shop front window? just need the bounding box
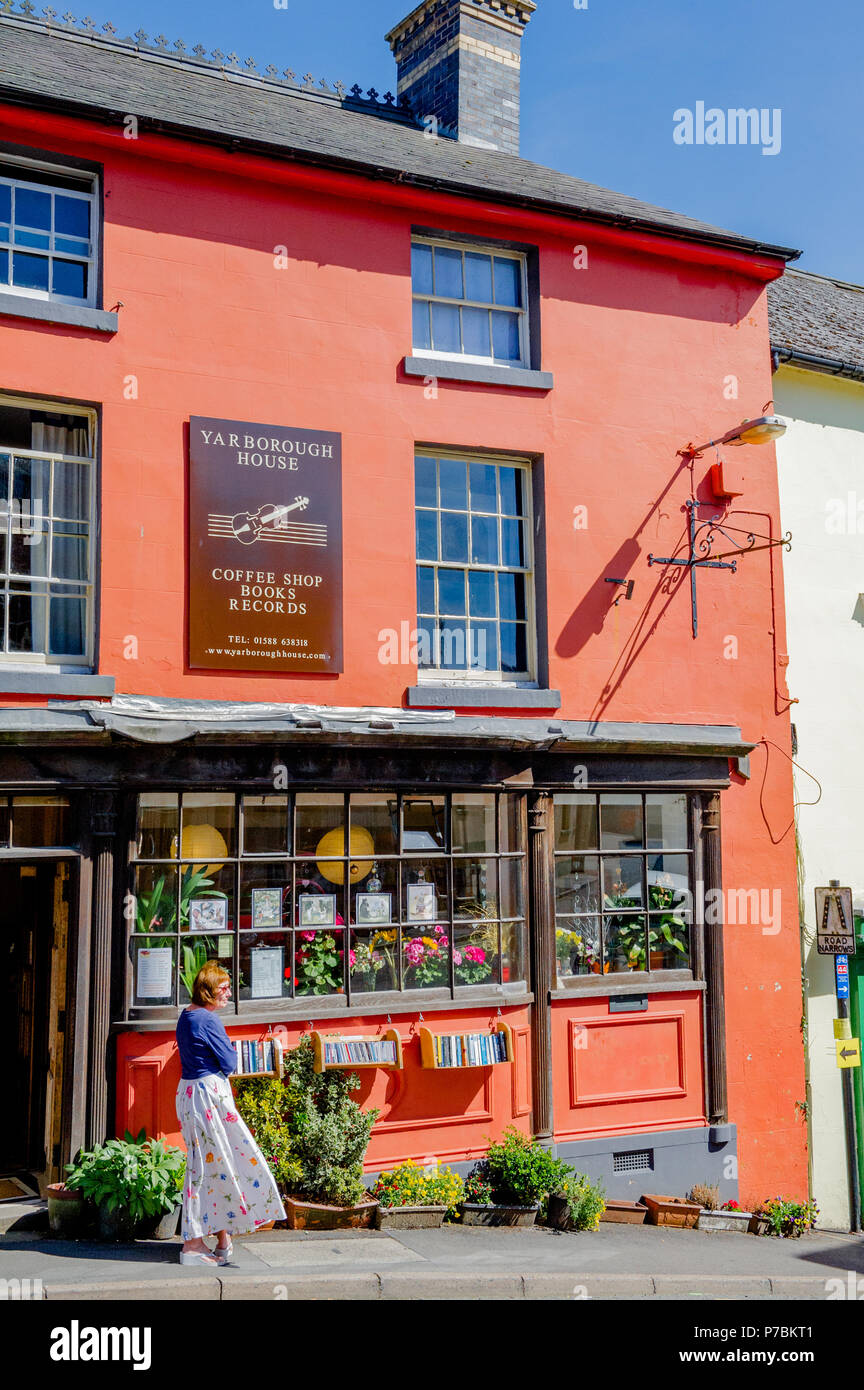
[130,789,528,1011]
[554,792,692,979]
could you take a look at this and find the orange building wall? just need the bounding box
[0,104,806,1199]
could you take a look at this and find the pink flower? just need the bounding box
[433,923,444,935]
[300,930,316,942]
[453,951,463,966]
[404,940,424,965]
[185,1086,193,1098]
[205,1110,212,1121]
[225,1112,238,1123]
[465,945,486,963]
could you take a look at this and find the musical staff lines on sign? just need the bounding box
[207,498,328,547]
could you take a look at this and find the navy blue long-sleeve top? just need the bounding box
[176,1006,237,1080]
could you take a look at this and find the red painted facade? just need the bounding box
[0,100,806,1205]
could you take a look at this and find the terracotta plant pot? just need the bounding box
[641,1193,701,1228]
[697,1209,753,1234]
[283,1195,377,1230]
[375,1204,447,1230]
[599,1199,648,1225]
[46,1182,87,1237]
[460,1201,539,1227]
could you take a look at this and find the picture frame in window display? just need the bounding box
[251,886,283,930]
[299,893,337,928]
[188,896,228,933]
[406,882,437,923]
[356,892,392,926]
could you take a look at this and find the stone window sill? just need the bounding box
[403,355,553,390]
[551,975,704,1000]
[0,671,115,696]
[406,685,561,710]
[0,292,118,334]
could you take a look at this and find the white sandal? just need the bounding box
[179,1250,219,1266]
[214,1244,234,1265]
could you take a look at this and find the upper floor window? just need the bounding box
[0,394,96,666]
[411,237,528,367]
[0,158,98,307]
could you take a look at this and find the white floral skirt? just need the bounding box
[175,1072,286,1241]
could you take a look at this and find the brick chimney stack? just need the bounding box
[386,0,537,155]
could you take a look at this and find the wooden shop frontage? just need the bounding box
[0,702,744,1198]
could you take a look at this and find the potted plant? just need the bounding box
[64,1130,185,1242]
[751,1196,819,1238]
[371,1159,464,1229]
[461,1127,569,1226]
[280,1036,379,1229]
[641,1192,702,1228]
[599,1199,649,1224]
[546,1172,606,1232]
[46,1181,90,1238]
[697,1198,754,1234]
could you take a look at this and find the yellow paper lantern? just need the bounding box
[315,825,375,885]
[171,823,228,877]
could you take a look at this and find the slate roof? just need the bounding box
[0,12,800,262]
[768,269,864,376]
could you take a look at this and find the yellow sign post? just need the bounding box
[836,1039,861,1069]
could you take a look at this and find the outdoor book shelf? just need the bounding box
[311,1028,404,1073]
[230,1035,284,1079]
[419,1021,513,1069]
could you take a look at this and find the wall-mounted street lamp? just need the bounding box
[682,414,787,457]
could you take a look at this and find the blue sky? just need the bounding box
[35,0,862,281]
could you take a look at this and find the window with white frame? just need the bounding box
[411,237,528,367]
[0,158,98,307]
[0,395,96,665]
[415,451,534,680]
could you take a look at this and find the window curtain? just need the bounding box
[29,419,89,658]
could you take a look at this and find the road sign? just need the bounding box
[836,955,850,1000]
[836,1039,861,1069]
[816,886,856,954]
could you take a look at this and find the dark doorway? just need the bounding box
[0,860,70,1175]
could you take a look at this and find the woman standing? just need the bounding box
[175,961,286,1265]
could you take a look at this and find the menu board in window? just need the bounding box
[188,416,343,672]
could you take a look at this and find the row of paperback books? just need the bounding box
[232,1039,280,1075]
[434,1031,507,1068]
[323,1038,397,1066]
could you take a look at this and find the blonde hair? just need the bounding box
[192,961,230,1007]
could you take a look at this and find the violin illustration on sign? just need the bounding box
[207,495,328,548]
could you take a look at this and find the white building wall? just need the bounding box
[774,365,864,1231]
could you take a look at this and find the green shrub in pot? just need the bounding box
[65,1129,185,1240]
[470,1127,571,1208]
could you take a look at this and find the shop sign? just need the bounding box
[815,886,856,955]
[188,416,342,672]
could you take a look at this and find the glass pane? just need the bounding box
[239,863,291,929]
[0,185,9,220]
[239,933,291,1001]
[452,857,497,918]
[604,914,647,973]
[54,194,90,238]
[465,251,494,303]
[351,856,398,922]
[470,513,498,565]
[0,249,7,284]
[555,855,600,915]
[179,935,233,1004]
[402,799,446,852]
[16,187,51,229]
[493,256,522,307]
[498,571,525,621]
[646,854,691,912]
[180,862,233,934]
[499,467,524,516]
[471,620,497,672]
[600,794,644,851]
[349,793,398,859]
[53,460,90,518]
[501,517,525,567]
[438,457,467,511]
[649,913,690,970]
[133,939,175,1007]
[440,511,468,562]
[241,795,288,855]
[499,857,525,917]
[52,259,87,300]
[468,569,495,617]
[500,920,526,985]
[462,305,490,356]
[452,794,496,853]
[602,854,644,909]
[54,237,89,258]
[351,929,398,994]
[9,590,45,652]
[556,917,601,978]
[491,310,521,361]
[646,793,688,849]
[49,594,86,655]
[434,245,463,299]
[134,864,178,935]
[412,297,431,350]
[11,795,69,847]
[438,617,467,669]
[53,534,87,581]
[414,455,437,508]
[14,229,49,250]
[500,795,525,855]
[295,792,345,859]
[469,462,497,512]
[431,301,460,352]
[499,621,527,673]
[180,792,236,860]
[437,567,466,615]
[417,616,436,668]
[415,509,438,561]
[137,793,179,859]
[454,922,497,986]
[411,241,433,295]
[0,800,9,848]
[11,530,49,576]
[13,456,50,506]
[294,927,346,996]
[554,794,598,851]
[402,925,450,989]
[12,251,49,291]
[417,565,435,614]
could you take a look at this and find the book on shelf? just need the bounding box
[322,1037,398,1067]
